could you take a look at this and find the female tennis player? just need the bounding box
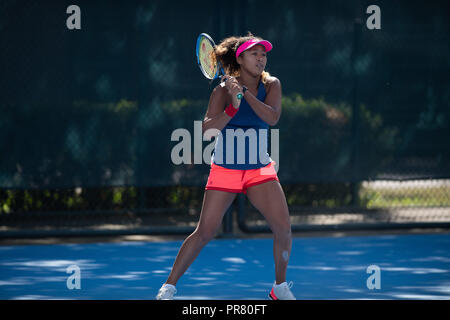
[157,33,295,300]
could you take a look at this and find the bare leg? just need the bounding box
[165,190,237,286]
[246,180,292,284]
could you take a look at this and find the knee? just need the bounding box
[193,227,216,244]
[273,223,292,240]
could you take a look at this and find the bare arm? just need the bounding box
[244,77,282,126]
[202,80,243,134]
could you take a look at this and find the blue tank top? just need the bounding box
[211,81,272,169]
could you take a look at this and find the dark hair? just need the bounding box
[213,32,271,83]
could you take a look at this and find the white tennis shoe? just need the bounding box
[269,281,296,300]
[156,283,177,300]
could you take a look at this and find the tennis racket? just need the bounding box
[196,33,243,100]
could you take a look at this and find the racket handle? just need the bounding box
[220,79,243,100]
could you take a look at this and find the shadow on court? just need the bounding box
[0,233,449,300]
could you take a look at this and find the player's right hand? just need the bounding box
[222,76,243,109]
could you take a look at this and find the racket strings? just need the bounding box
[198,37,217,79]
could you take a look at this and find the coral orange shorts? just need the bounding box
[205,161,279,194]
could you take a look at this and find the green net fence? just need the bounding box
[1,0,449,236]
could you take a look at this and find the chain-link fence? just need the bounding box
[1,0,449,237]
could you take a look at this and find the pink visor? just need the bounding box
[235,39,273,59]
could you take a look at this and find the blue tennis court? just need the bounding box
[1,233,449,300]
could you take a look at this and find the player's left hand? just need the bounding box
[222,75,243,108]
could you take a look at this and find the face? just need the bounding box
[237,44,267,76]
